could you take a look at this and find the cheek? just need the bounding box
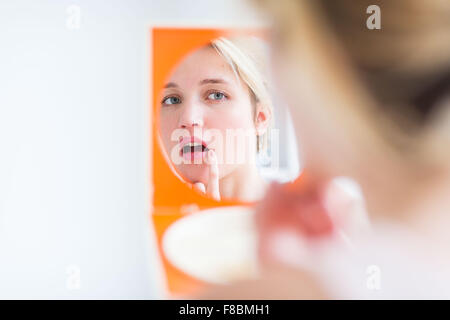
[159,113,179,149]
[207,101,255,131]
[205,103,257,174]
[206,103,256,156]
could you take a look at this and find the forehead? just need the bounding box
[167,46,238,85]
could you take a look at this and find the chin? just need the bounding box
[179,164,210,185]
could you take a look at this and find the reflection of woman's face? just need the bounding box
[159,46,258,186]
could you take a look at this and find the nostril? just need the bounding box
[179,118,202,129]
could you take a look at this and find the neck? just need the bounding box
[402,172,450,245]
[360,156,450,244]
[219,164,268,202]
[367,169,450,266]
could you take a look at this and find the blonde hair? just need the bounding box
[210,36,273,153]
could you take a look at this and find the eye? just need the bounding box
[162,96,181,106]
[207,91,227,101]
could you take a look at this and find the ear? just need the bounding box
[255,103,271,136]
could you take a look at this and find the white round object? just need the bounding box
[162,206,258,284]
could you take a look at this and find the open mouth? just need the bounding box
[179,137,210,162]
[182,143,209,154]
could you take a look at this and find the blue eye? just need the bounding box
[207,92,226,101]
[162,96,181,105]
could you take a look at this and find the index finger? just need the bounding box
[205,149,220,201]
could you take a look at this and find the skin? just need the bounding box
[267,1,450,225]
[159,45,270,202]
[200,0,450,299]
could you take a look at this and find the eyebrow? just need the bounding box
[163,82,178,89]
[163,78,229,89]
[199,78,228,85]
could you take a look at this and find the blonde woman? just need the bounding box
[159,37,273,202]
[203,0,450,299]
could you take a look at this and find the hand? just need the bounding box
[255,176,369,267]
[191,150,220,201]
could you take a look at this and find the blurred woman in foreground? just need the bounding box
[203,0,450,299]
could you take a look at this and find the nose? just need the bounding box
[178,101,204,129]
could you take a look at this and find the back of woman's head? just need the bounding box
[258,0,450,171]
[316,0,450,128]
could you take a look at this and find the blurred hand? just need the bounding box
[256,175,369,267]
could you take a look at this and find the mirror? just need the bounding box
[157,34,300,202]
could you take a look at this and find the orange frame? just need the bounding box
[150,27,267,296]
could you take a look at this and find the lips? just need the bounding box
[179,136,210,162]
